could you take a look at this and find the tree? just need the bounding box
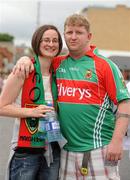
[0,33,14,42]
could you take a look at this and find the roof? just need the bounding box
[108,56,130,70]
[99,50,130,70]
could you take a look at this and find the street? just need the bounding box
[0,116,130,180]
[0,116,14,180]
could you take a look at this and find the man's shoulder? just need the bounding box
[53,55,68,62]
[52,55,68,71]
[94,52,119,72]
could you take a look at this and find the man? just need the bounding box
[14,14,130,179]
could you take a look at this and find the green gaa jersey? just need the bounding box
[53,46,130,152]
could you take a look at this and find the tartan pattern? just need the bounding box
[59,147,120,180]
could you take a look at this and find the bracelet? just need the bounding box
[116,112,130,120]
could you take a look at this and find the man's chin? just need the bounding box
[69,47,79,52]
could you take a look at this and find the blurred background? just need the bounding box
[0,0,130,179]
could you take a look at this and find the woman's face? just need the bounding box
[39,29,59,58]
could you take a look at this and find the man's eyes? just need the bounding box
[76,31,83,34]
[66,31,73,35]
[66,31,83,35]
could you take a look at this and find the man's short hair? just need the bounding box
[64,14,90,32]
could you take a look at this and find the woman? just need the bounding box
[0,25,62,180]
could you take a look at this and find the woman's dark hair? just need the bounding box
[31,25,63,56]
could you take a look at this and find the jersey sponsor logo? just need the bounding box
[57,79,101,104]
[58,83,91,100]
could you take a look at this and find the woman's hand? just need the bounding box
[28,105,54,118]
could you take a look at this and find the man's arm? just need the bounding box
[106,99,130,161]
[13,56,34,78]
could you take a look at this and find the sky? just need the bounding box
[0,0,130,47]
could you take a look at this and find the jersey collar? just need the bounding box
[66,45,97,58]
[85,45,97,57]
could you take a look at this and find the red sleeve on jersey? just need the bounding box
[103,62,117,104]
[94,56,117,105]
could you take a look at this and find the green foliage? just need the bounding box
[0,33,14,42]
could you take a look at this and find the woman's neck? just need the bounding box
[38,56,52,76]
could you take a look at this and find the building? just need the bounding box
[99,50,130,82]
[80,5,130,81]
[81,5,130,51]
[0,42,32,74]
[0,42,14,73]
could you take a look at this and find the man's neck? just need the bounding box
[69,46,91,60]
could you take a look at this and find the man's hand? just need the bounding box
[106,140,123,161]
[13,56,34,78]
[105,100,130,162]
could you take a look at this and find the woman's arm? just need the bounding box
[0,72,25,117]
[0,73,53,118]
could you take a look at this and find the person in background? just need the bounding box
[12,14,130,179]
[0,24,63,180]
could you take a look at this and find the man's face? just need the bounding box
[64,25,91,53]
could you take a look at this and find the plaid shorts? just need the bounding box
[59,147,120,180]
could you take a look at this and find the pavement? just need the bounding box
[0,116,14,180]
[0,116,130,180]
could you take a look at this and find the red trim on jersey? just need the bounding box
[85,45,96,57]
[93,55,117,104]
